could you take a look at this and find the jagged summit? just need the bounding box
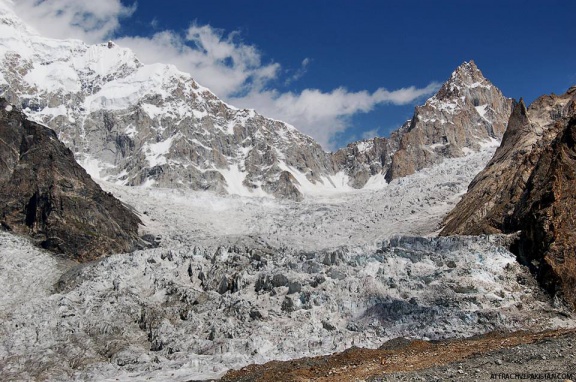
[0,3,513,199]
[429,61,496,108]
[383,60,513,181]
[449,60,484,83]
[336,60,513,186]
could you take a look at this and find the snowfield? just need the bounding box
[1,148,574,382]
[103,148,500,252]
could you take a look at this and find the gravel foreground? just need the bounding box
[219,329,576,382]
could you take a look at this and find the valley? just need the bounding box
[0,2,575,381]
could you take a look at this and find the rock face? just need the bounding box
[332,61,513,188]
[385,61,513,181]
[441,87,576,307]
[514,112,576,306]
[0,98,142,261]
[0,7,513,198]
[331,134,402,189]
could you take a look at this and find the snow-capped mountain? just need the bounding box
[0,5,512,199]
[332,61,513,187]
[0,6,336,201]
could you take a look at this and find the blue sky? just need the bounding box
[9,0,576,150]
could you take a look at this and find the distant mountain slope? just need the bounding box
[0,6,512,199]
[0,98,142,261]
[332,61,512,187]
[441,86,576,308]
[386,61,513,181]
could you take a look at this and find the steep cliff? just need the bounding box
[442,86,576,307]
[385,61,513,181]
[442,88,576,235]
[0,98,143,261]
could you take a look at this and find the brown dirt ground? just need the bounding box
[218,329,576,382]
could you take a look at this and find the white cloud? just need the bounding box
[116,24,281,99]
[2,0,440,149]
[231,83,440,150]
[361,128,380,140]
[285,57,311,85]
[9,0,135,43]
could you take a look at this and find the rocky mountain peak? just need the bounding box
[332,61,514,188]
[383,61,513,181]
[428,61,497,108]
[430,61,487,101]
[450,60,482,83]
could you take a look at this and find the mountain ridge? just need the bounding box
[0,6,513,199]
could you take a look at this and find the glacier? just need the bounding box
[1,150,574,381]
[0,1,573,381]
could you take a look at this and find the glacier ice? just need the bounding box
[0,151,574,381]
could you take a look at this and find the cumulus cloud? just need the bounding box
[2,0,440,149]
[116,26,280,98]
[231,83,440,149]
[9,0,135,43]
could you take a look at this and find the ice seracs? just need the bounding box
[1,228,573,381]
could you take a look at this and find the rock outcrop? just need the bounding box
[333,61,513,188]
[385,61,513,181]
[0,98,143,261]
[441,86,576,307]
[331,134,402,189]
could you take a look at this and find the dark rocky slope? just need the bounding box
[0,98,143,262]
[441,87,576,308]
